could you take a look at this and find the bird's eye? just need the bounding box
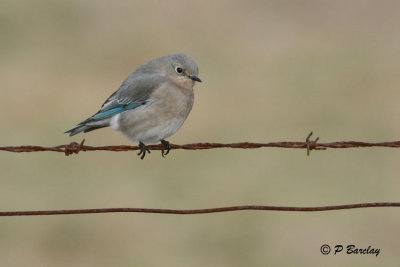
[175,67,183,74]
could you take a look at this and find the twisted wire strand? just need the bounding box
[1,203,399,216]
[1,132,400,156]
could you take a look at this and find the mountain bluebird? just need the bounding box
[65,54,201,159]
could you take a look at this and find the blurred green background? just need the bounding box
[1,0,400,266]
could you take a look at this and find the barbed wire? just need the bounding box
[1,132,399,217]
[1,132,400,156]
[1,202,399,216]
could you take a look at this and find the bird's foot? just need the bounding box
[161,140,170,157]
[137,141,151,160]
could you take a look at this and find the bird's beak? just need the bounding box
[190,75,202,82]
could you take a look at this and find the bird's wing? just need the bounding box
[81,73,165,124]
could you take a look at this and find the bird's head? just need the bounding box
[165,54,202,88]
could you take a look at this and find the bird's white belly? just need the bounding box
[110,102,189,144]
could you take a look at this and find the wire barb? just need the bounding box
[61,139,85,156]
[305,131,323,156]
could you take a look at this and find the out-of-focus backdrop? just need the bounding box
[1,1,400,266]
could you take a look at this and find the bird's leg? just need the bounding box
[137,141,151,160]
[160,139,171,157]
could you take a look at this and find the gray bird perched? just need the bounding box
[65,54,201,159]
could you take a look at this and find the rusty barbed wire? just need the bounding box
[1,131,399,217]
[0,132,400,156]
[1,202,399,216]
[1,132,400,156]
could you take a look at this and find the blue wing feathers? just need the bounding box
[65,73,163,136]
[90,102,140,121]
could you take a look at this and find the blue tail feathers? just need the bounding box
[65,102,141,136]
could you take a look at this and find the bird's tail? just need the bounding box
[65,118,110,136]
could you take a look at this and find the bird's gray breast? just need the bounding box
[112,82,194,143]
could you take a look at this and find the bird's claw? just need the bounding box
[137,141,151,160]
[161,140,170,157]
